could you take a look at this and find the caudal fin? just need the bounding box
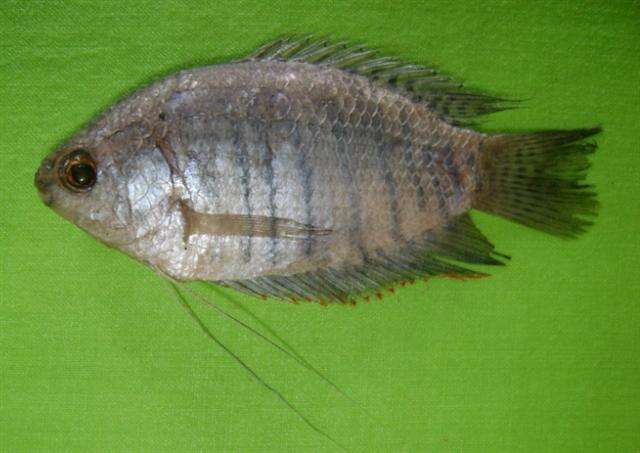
[473,127,600,237]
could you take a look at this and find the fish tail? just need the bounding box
[473,127,601,237]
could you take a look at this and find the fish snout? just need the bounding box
[35,157,55,206]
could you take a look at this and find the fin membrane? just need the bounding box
[218,213,507,304]
[475,127,600,237]
[181,204,333,240]
[242,36,515,125]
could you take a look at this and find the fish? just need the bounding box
[34,36,599,304]
[33,36,599,448]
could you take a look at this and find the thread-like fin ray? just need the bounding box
[217,213,506,303]
[199,282,301,350]
[241,35,516,124]
[167,282,346,450]
[183,283,355,403]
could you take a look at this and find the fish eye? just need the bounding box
[59,149,97,192]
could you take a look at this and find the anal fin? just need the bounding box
[218,213,507,304]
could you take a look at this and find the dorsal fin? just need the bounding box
[241,36,516,125]
[218,214,509,304]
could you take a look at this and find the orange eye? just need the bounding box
[59,149,97,192]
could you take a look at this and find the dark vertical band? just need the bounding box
[264,128,278,265]
[333,124,367,261]
[378,138,402,243]
[234,123,253,262]
[294,127,315,256]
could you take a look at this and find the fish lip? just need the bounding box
[39,192,54,207]
[34,169,47,190]
[34,166,54,206]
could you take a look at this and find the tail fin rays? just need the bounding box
[474,127,600,237]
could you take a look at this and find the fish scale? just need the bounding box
[35,36,599,302]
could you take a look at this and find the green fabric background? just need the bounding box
[1,1,639,451]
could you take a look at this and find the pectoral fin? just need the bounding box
[181,203,332,240]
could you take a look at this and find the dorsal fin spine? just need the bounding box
[242,35,515,125]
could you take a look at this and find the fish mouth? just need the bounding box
[38,192,54,207]
[34,163,55,206]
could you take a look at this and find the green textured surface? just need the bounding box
[2,1,639,451]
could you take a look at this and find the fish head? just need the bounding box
[34,119,170,248]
